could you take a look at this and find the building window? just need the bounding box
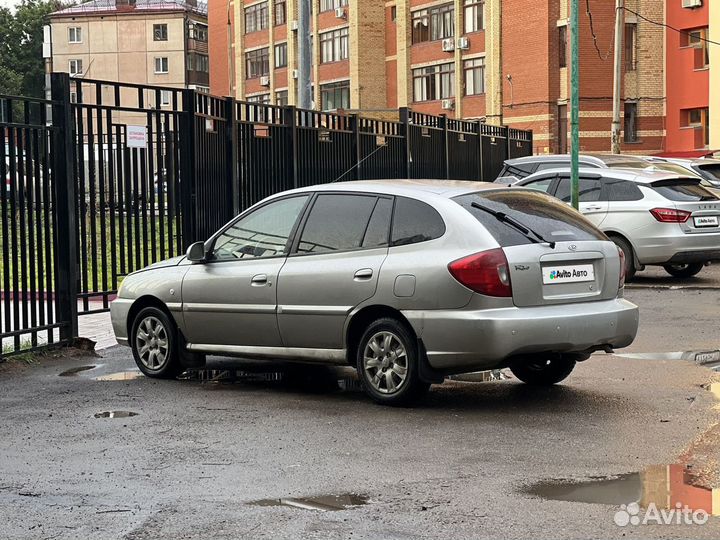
[624,101,638,143]
[559,25,567,68]
[245,47,270,78]
[160,90,171,106]
[411,4,454,44]
[245,2,269,33]
[154,57,169,74]
[274,43,288,68]
[464,57,485,95]
[274,0,286,25]
[68,26,82,43]
[320,0,347,13]
[193,23,208,42]
[196,54,209,73]
[320,80,350,110]
[391,6,396,21]
[69,59,83,76]
[687,28,710,69]
[685,107,709,147]
[412,62,454,102]
[248,93,271,104]
[624,23,637,71]
[464,0,484,33]
[275,89,288,106]
[153,23,168,41]
[320,27,349,63]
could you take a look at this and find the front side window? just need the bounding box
[153,23,168,41]
[412,63,454,102]
[245,2,269,33]
[391,197,445,246]
[320,27,349,63]
[155,57,169,74]
[411,3,453,43]
[212,196,309,260]
[246,48,270,78]
[555,177,603,203]
[274,43,288,68]
[320,0,348,12]
[68,26,82,43]
[320,81,350,111]
[297,194,378,254]
[464,57,485,95]
[464,0,484,33]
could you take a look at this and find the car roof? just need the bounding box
[518,167,698,185]
[505,153,649,168]
[285,179,499,199]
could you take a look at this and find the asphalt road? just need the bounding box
[1,271,720,540]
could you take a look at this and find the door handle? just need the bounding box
[251,274,268,286]
[354,268,373,280]
[585,205,603,211]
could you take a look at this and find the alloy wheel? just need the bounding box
[363,331,409,394]
[135,316,169,371]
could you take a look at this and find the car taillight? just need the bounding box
[448,248,512,297]
[649,207,691,223]
[617,247,626,289]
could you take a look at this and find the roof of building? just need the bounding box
[52,0,207,18]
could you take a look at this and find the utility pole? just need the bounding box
[611,0,625,154]
[570,0,580,210]
[297,0,312,109]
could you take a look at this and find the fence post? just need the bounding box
[476,121,484,182]
[350,114,361,180]
[224,96,239,216]
[440,114,449,179]
[50,72,78,342]
[399,107,411,179]
[505,126,512,160]
[179,88,197,247]
[285,105,299,189]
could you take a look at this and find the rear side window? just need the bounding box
[605,179,643,201]
[297,194,377,254]
[454,190,607,247]
[651,180,718,202]
[696,163,720,183]
[555,177,603,202]
[391,197,446,246]
[521,177,555,193]
[499,163,536,179]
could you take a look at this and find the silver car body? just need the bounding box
[646,157,720,188]
[516,168,720,267]
[111,180,638,374]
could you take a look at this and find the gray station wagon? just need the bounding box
[111,180,639,405]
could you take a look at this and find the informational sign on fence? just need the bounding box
[126,125,147,149]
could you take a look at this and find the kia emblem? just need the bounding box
[569,244,577,251]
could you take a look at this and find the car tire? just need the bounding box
[356,317,430,406]
[611,236,636,281]
[510,356,576,386]
[130,306,181,379]
[663,263,704,279]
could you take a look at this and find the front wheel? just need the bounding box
[357,318,430,406]
[663,263,704,279]
[131,307,181,379]
[510,356,576,386]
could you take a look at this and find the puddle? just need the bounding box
[250,493,369,512]
[94,411,139,418]
[523,464,716,515]
[59,365,97,376]
[615,350,720,371]
[94,371,144,381]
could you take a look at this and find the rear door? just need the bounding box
[651,179,720,235]
[554,175,609,227]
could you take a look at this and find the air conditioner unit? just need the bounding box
[441,38,455,52]
[260,75,270,86]
[682,0,702,7]
[441,99,454,110]
[292,69,299,79]
[335,7,346,18]
[290,19,298,31]
[457,36,470,50]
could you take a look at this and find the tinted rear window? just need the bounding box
[606,179,643,201]
[651,180,718,202]
[454,190,607,247]
[391,197,446,246]
[696,163,720,183]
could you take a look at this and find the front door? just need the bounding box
[181,195,310,347]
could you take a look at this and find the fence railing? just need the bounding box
[0,73,532,358]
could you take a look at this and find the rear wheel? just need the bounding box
[663,263,704,279]
[357,318,430,406]
[510,356,576,386]
[610,236,636,281]
[131,307,181,379]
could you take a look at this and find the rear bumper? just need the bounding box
[667,250,720,264]
[403,298,639,371]
[634,230,720,265]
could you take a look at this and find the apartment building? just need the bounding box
[49,0,210,107]
[209,0,665,154]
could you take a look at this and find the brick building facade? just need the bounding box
[209,0,666,155]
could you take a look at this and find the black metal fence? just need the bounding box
[0,73,532,358]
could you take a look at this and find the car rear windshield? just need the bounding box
[453,190,607,247]
[696,163,720,183]
[651,179,718,202]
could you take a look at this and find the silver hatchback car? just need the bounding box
[111,180,639,405]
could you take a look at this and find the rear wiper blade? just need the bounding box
[471,201,556,249]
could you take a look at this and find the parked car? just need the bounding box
[646,157,720,188]
[111,180,638,405]
[497,154,654,181]
[514,168,720,279]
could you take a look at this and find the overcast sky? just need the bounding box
[0,0,21,10]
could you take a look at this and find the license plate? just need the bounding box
[694,216,719,228]
[542,264,595,285]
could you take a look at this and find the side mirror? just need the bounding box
[186,241,207,263]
